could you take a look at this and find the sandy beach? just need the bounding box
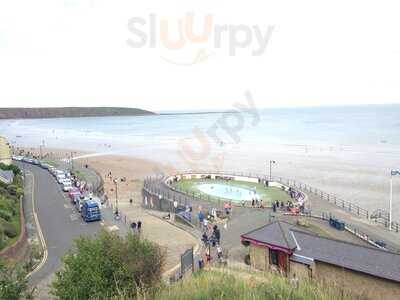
[19,145,400,223]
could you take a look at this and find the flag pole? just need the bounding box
[390,175,393,231]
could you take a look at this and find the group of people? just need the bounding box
[130,220,143,234]
[250,198,264,208]
[201,224,224,264]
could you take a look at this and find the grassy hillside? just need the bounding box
[0,107,155,119]
[0,165,23,251]
[153,270,364,300]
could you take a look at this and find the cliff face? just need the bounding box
[0,107,155,119]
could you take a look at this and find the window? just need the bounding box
[269,249,279,266]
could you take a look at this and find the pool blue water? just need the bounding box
[196,183,259,202]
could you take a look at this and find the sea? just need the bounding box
[1,104,400,162]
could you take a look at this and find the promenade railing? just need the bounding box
[144,170,400,233]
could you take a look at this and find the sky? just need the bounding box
[0,0,400,112]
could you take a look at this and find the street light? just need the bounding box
[267,160,276,181]
[113,178,119,215]
[389,169,400,231]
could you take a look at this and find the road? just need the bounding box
[18,163,102,293]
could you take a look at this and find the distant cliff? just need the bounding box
[0,107,156,119]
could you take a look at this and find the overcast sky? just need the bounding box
[0,0,399,112]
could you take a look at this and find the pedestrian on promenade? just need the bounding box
[201,232,209,246]
[137,220,142,233]
[252,198,255,207]
[130,221,137,232]
[213,225,221,245]
[203,217,209,231]
[205,247,211,264]
[198,211,205,228]
[217,244,223,259]
[129,198,133,205]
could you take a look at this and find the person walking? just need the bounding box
[130,221,137,232]
[217,244,223,259]
[213,225,221,245]
[137,220,142,233]
[198,211,205,228]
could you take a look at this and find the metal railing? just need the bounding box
[144,170,400,232]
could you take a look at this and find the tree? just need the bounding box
[0,259,33,300]
[51,231,164,300]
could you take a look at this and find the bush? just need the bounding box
[0,259,34,300]
[0,219,17,238]
[6,185,17,196]
[0,163,21,176]
[0,209,12,221]
[0,198,16,216]
[0,225,5,249]
[16,188,23,198]
[51,230,164,300]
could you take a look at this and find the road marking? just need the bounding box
[64,204,71,209]
[26,171,49,279]
[70,214,79,221]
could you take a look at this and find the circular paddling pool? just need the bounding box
[196,183,260,202]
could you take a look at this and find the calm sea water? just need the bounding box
[1,104,400,167]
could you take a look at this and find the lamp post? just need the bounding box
[113,178,119,215]
[389,169,400,231]
[268,160,276,181]
[70,152,76,172]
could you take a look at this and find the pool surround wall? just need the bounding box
[164,172,307,206]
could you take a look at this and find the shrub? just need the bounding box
[51,230,164,300]
[16,188,24,198]
[0,198,16,216]
[0,163,21,176]
[0,259,34,300]
[0,209,12,221]
[0,225,5,249]
[0,219,17,238]
[6,185,17,196]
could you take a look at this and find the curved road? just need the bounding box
[19,163,101,290]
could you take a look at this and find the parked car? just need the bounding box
[57,174,66,184]
[63,182,74,192]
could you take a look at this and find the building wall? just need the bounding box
[249,244,268,271]
[289,261,311,281]
[315,261,400,300]
[0,136,11,165]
